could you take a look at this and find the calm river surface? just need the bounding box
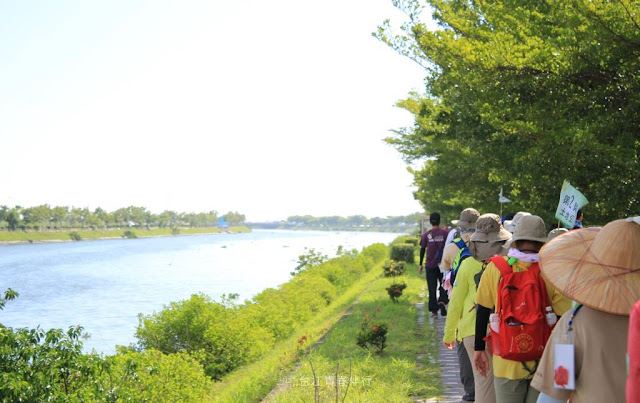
[0,229,399,355]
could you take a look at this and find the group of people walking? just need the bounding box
[418,209,640,403]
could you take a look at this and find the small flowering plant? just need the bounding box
[356,313,388,353]
[383,260,405,277]
[385,282,407,303]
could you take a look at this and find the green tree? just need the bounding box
[5,208,20,231]
[223,211,245,226]
[377,0,640,225]
[50,206,69,229]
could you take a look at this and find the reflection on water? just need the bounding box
[0,229,399,354]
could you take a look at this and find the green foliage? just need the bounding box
[0,288,18,311]
[291,247,328,276]
[103,350,213,401]
[383,260,406,277]
[122,230,137,239]
[390,243,415,264]
[360,242,388,263]
[171,226,180,235]
[222,211,246,225]
[0,325,104,401]
[135,244,389,384]
[377,0,640,224]
[385,282,407,303]
[135,293,270,380]
[69,231,82,241]
[356,314,388,353]
[0,289,212,401]
[404,237,419,246]
[0,204,226,231]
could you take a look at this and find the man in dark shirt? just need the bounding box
[419,212,449,318]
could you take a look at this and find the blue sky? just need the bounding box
[0,1,430,221]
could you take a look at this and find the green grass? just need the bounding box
[0,226,250,242]
[211,263,442,402]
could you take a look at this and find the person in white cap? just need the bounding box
[503,211,531,234]
[531,217,640,402]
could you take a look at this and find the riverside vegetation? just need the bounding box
[0,204,248,243]
[0,235,443,401]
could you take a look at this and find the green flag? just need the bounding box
[554,180,589,228]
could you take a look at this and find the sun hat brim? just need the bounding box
[471,227,512,242]
[539,225,640,316]
[457,219,476,229]
[503,233,548,249]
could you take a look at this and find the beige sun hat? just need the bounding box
[469,214,512,261]
[457,208,480,229]
[470,213,512,242]
[504,211,531,233]
[539,217,640,316]
[504,214,548,248]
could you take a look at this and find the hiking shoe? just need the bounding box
[462,393,475,401]
[430,312,438,319]
[439,301,447,317]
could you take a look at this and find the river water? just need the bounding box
[0,229,399,355]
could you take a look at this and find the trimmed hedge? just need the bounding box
[390,243,415,264]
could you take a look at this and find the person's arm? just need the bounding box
[472,304,492,377]
[419,247,426,267]
[474,304,491,351]
[443,262,470,346]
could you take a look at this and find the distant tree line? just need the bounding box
[0,205,245,231]
[282,213,422,229]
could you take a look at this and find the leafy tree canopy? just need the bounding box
[376,0,640,225]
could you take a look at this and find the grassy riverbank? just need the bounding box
[212,261,441,402]
[0,226,250,244]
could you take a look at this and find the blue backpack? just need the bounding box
[450,238,472,285]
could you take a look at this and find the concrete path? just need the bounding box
[415,298,467,403]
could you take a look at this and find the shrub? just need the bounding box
[103,350,213,401]
[356,314,388,353]
[390,243,415,263]
[382,260,405,277]
[135,294,271,380]
[123,230,137,239]
[69,231,82,241]
[171,227,180,235]
[360,243,388,263]
[385,282,407,303]
[403,237,419,246]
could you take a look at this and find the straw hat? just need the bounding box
[504,211,531,233]
[504,214,547,248]
[539,217,640,316]
[457,208,480,229]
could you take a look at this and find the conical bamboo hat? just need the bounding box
[539,217,640,316]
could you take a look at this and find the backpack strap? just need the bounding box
[490,256,512,277]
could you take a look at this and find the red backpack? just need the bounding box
[490,256,553,362]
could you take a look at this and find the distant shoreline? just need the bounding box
[0,226,251,245]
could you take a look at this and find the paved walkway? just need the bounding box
[415,297,467,403]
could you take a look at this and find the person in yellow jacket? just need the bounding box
[443,214,510,403]
[473,215,571,403]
